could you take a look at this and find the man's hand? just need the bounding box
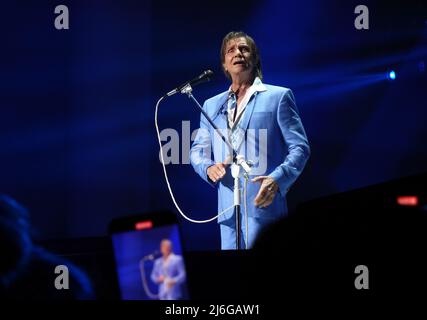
[207,163,227,183]
[252,176,279,208]
[165,279,176,289]
[157,275,165,284]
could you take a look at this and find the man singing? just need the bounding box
[150,239,186,300]
[190,31,310,250]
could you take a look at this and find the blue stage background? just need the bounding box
[1,0,426,250]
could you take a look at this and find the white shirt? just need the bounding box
[227,77,267,129]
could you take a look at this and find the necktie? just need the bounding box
[227,91,237,123]
[227,91,244,151]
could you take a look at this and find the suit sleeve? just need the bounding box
[268,89,310,194]
[170,256,186,285]
[190,101,216,187]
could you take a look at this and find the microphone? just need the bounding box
[166,70,214,97]
[235,155,252,175]
[142,250,160,261]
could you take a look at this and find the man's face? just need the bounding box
[223,37,254,79]
[160,240,172,256]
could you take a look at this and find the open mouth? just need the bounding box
[233,60,246,65]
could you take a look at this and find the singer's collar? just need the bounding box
[228,77,267,95]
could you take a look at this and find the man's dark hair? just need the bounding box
[220,31,262,80]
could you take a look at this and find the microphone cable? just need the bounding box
[139,258,159,300]
[155,95,236,224]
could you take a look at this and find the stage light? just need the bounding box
[135,220,153,230]
[388,70,396,80]
[396,196,418,207]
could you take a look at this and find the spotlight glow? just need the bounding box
[418,61,425,73]
[388,70,396,80]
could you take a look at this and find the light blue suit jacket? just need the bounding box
[151,254,186,300]
[190,83,310,223]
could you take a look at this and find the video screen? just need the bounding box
[111,223,189,300]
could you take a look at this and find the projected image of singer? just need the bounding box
[150,239,186,300]
[190,31,310,250]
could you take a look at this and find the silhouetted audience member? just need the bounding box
[0,194,94,300]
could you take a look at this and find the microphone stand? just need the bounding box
[181,84,252,250]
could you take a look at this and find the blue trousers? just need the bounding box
[219,214,276,250]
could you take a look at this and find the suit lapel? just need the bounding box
[209,93,231,163]
[232,92,259,151]
[210,92,229,130]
